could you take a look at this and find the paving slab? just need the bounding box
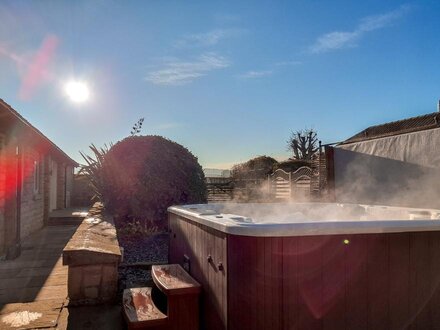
[0,299,64,329]
[56,304,124,330]
[0,284,67,305]
[0,217,123,329]
[0,225,77,305]
[0,274,67,290]
[0,258,64,270]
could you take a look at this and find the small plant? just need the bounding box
[116,219,158,238]
[79,143,113,202]
[130,118,144,136]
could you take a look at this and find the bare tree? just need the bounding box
[287,129,318,160]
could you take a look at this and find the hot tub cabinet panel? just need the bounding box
[169,214,227,330]
[168,203,440,330]
[228,232,440,330]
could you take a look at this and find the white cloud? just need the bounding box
[237,61,301,80]
[145,53,230,86]
[175,28,246,48]
[359,5,411,32]
[310,31,360,53]
[309,4,411,54]
[238,70,273,79]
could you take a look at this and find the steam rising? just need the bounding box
[194,202,440,223]
[333,132,440,210]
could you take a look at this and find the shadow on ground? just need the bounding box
[60,304,125,330]
[0,225,78,306]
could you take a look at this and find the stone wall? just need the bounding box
[63,203,121,305]
[65,165,74,208]
[19,145,45,239]
[56,161,66,209]
[1,135,19,259]
[0,134,5,257]
[42,155,50,225]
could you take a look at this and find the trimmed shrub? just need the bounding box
[231,155,278,181]
[102,135,206,229]
[230,155,278,202]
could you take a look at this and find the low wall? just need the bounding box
[63,203,121,305]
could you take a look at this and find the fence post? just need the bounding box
[289,171,292,199]
[325,145,335,202]
[267,174,271,195]
[318,140,322,198]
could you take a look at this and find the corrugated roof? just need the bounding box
[0,98,78,166]
[341,112,440,145]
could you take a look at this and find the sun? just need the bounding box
[64,80,90,103]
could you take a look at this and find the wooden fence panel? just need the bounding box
[268,167,312,200]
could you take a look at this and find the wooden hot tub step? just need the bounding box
[151,264,201,330]
[122,287,168,329]
[152,264,201,296]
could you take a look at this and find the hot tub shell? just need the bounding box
[168,203,440,330]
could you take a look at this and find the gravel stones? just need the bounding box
[118,233,169,292]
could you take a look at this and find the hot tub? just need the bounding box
[168,203,440,330]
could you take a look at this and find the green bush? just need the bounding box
[231,155,278,182]
[102,135,207,229]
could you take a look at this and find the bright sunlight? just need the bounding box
[64,80,90,103]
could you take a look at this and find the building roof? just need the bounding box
[0,98,78,166]
[341,112,440,145]
[203,168,231,178]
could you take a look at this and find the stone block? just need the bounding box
[101,264,118,299]
[63,203,121,305]
[84,286,99,299]
[83,265,102,287]
[68,266,83,300]
[102,264,118,284]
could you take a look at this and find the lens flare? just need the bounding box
[19,35,59,101]
[64,81,90,103]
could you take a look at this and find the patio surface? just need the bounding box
[0,224,124,329]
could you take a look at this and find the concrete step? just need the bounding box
[47,217,84,226]
[48,208,88,226]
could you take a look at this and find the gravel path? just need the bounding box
[117,232,169,291]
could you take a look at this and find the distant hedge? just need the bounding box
[273,159,311,172]
[231,155,278,181]
[102,135,206,228]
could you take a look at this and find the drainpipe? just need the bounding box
[318,140,322,197]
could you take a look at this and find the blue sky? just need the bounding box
[1,1,440,168]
